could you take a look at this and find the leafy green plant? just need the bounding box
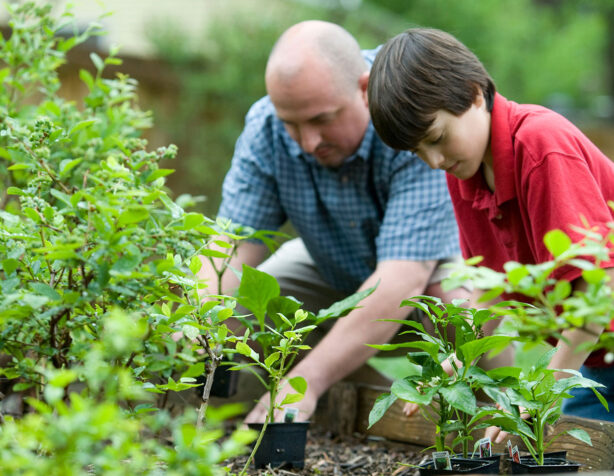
[443,227,614,359]
[0,2,255,471]
[368,296,514,457]
[485,348,607,466]
[228,264,375,474]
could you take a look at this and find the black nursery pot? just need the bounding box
[418,457,498,476]
[509,452,580,474]
[247,422,309,469]
[194,359,238,398]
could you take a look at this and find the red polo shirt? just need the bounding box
[447,93,614,366]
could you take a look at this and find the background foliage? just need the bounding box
[143,0,610,216]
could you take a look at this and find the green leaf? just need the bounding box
[2,258,20,275]
[79,68,94,90]
[288,376,307,394]
[237,265,280,329]
[146,168,174,183]
[48,370,77,388]
[566,428,592,446]
[117,207,149,226]
[7,163,30,171]
[183,212,205,229]
[30,282,61,301]
[182,362,205,379]
[6,186,24,196]
[59,158,82,178]
[582,268,607,285]
[315,285,376,322]
[90,52,104,72]
[544,229,572,257]
[68,119,97,137]
[264,352,280,368]
[280,393,304,406]
[459,335,514,365]
[368,393,397,429]
[391,378,437,405]
[440,382,476,415]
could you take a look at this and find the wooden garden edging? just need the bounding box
[317,382,614,472]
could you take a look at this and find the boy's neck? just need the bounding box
[481,146,495,192]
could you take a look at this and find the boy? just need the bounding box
[367,27,614,423]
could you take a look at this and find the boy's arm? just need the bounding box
[549,267,614,377]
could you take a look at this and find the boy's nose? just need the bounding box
[423,150,445,170]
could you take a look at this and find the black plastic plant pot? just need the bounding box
[209,360,238,397]
[418,457,496,475]
[194,359,238,398]
[453,454,501,474]
[509,456,580,474]
[247,422,309,469]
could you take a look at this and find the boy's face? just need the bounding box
[413,93,491,180]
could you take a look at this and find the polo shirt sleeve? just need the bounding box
[217,100,287,231]
[376,153,461,262]
[522,151,614,283]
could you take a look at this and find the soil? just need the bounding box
[224,426,427,476]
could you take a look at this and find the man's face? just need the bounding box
[267,68,370,168]
[413,94,491,180]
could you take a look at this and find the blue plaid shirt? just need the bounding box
[218,49,459,293]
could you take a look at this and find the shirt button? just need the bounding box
[495,214,502,219]
[341,175,349,183]
[349,221,356,227]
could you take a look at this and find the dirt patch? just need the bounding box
[225,426,427,475]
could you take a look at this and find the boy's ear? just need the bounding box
[473,85,485,107]
[359,71,369,105]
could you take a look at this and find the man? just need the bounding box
[201,20,465,423]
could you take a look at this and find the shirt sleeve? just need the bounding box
[522,151,614,282]
[217,99,287,231]
[376,153,461,262]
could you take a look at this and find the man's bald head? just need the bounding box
[266,20,367,96]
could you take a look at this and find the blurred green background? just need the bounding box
[67,0,614,217]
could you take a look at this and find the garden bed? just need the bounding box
[225,426,424,475]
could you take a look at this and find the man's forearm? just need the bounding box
[287,259,435,398]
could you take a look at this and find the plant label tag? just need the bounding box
[284,407,298,423]
[477,437,492,457]
[507,440,513,457]
[432,451,452,470]
[511,445,521,464]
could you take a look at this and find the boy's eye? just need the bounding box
[430,133,444,144]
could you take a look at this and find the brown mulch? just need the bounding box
[224,426,428,475]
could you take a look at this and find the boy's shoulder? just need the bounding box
[506,100,586,159]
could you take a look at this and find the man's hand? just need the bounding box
[244,380,317,423]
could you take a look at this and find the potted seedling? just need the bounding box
[193,220,285,400]
[437,228,613,472]
[484,347,607,473]
[229,265,375,472]
[368,296,514,474]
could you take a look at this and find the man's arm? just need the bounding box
[244,258,436,423]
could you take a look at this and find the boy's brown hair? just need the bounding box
[368,28,496,151]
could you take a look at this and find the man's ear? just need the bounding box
[358,71,369,105]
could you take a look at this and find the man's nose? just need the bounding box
[298,126,321,154]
